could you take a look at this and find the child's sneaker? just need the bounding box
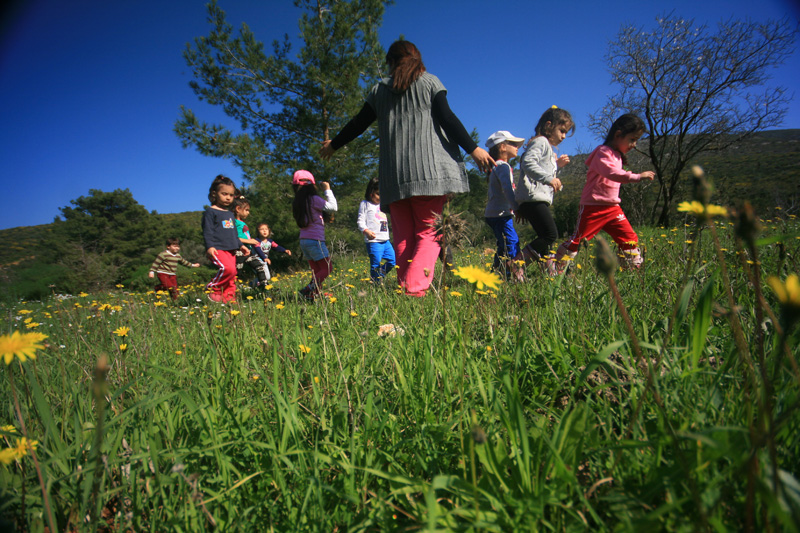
[299,286,315,301]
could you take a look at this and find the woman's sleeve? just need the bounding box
[431,91,479,154]
[331,103,377,150]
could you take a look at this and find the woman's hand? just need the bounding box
[470,147,495,173]
[320,140,335,160]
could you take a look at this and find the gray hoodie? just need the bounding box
[515,136,558,205]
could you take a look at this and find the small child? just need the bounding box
[202,174,250,303]
[254,222,292,282]
[292,170,337,300]
[232,195,270,287]
[515,107,574,273]
[483,130,525,280]
[148,237,199,301]
[553,113,655,272]
[357,178,396,284]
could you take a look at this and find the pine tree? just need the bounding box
[175,0,388,190]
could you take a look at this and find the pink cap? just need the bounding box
[292,170,316,185]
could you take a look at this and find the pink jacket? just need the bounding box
[579,145,642,206]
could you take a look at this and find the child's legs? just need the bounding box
[379,240,396,273]
[486,216,519,267]
[208,250,237,299]
[390,195,445,294]
[365,242,384,280]
[310,258,332,288]
[602,207,643,268]
[518,202,558,257]
[563,205,616,253]
[156,273,179,300]
[245,256,268,284]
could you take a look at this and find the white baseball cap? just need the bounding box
[485,131,525,149]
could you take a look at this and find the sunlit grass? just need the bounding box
[1,211,799,531]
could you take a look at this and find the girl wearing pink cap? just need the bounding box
[292,170,337,301]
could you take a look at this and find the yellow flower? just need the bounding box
[677,201,728,219]
[452,266,502,290]
[264,284,273,290]
[79,292,89,298]
[230,310,241,317]
[275,304,285,310]
[246,296,254,300]
[115,284,124,288]
[113,327,130,337]
[175,351,182,355]
[1,425,17,434]
[0,331,47,365]
[314,376,320,384]
[350,311,358,317]
[119,343,128,352]
[299,344,311,354]
[25,322,40,329]
[17,310,32,315]
[450,291,462,297]
[153,301,166,307]
[767,274,800,309]
[0,448,17,465]
[14,437,37,457]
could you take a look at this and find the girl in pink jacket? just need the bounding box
[553,114,655,272]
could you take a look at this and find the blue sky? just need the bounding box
[1,0,798,230]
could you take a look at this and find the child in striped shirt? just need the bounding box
[149,238,199,300]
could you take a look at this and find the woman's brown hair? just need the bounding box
[386,40,426,92]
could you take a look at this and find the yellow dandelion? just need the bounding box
[328,297,337,303]
[246,295,254,300]
[299,344,311,354]
[275,304,285,309]
[25,322,40,329]
[14,437,38,457]
[230,310,241,317]
[767,274,800,309]
[0,331,47,365]
[452,266,502,290]
[17,310,32,315]
[350,311,358,317]
[153,301,166,307]
[0,448,17,465]
[1,425,17,434]
[119,343,128,352]
[314,376,320,384]
[79,292,88,298]
[450,291,462,297]
[113,327,130,337]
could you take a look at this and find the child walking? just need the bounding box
[255,222,292,282]
[515,107,574,273]
[483,131,525,280]
[148,237,200,301]
[292,170,337,300]
[232,195,270,287]
[553,114,655,272]
[357,178,396,284]
[202,174,250,303]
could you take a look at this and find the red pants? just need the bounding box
[564,204,639,253]
[389,195,446,296]
[207,249,237,302]
[308,257,332,292]
[155,273,179,301]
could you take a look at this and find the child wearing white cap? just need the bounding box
[484,130,525,280]
[515,106,574,274]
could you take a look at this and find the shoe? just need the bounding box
[299,286,315,301]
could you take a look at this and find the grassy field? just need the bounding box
[1,205,799,531]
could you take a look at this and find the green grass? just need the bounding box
[1,208,799,531]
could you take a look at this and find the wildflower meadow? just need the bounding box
[1,201,799,531]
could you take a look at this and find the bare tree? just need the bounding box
[590,15,797,225]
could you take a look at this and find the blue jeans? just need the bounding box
[365,240,396,282]
[485,216,520,271]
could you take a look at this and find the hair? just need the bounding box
[534,107,576,139]
[488,144,503,160]
[292,183,318,228]
[255,222,271,239]
[603,113,646,163]
[166,237,180,247]
[386,40,426,92]
[232,195,250,217]
[208,174,237,205]
[364,177,380,201]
